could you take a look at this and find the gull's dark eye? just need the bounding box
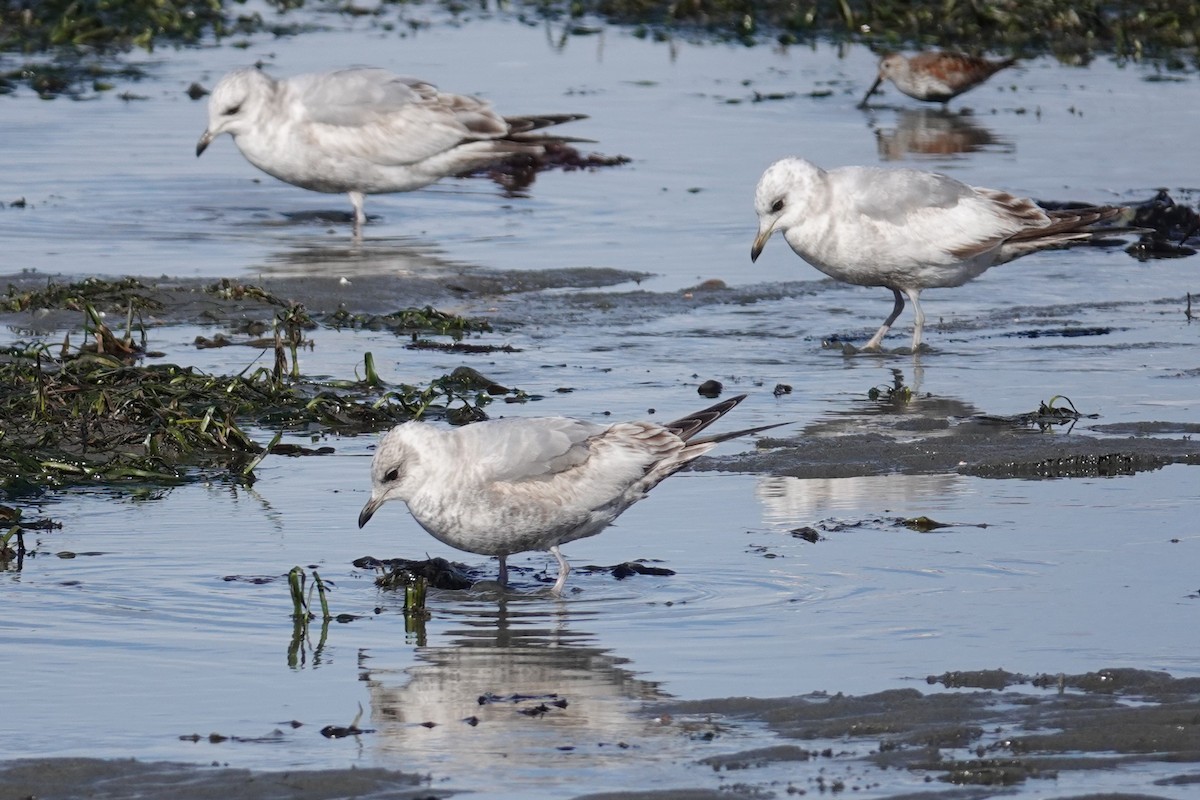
[222,103,242,116]
[771,198,785,213]
[384,468,400,483]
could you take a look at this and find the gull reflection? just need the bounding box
[872,108,1012,161]
[754,369,975,523]
[756,473,966,526]
[363,598,672,771]
[258,235,471,279]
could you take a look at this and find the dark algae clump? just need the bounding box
[504,1,1200,60]
[0,277,510,495]
[3,3,1199,98]
[0,1,300,52]
[0,1,302,96]
[4,2,1199,60]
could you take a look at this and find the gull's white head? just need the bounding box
[358,422,427,529]
[196,67,276,157]
[751,157,825,262]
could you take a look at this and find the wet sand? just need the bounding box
[634,668,1200,800]
[6,668,1198,799]
[0,759,444,799]
[7,268,1198,483]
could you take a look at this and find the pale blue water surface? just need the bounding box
[2,3,1199,798]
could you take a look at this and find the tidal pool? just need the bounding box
[2,4,1199,798]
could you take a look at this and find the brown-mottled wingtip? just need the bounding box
[665,394,748,441]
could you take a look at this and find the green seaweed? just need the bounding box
[526,0,1200,61]
[5,2,1198,98]
[6,1,1200,61]
[0,280,515,494]
[0,1,306,53]
[5,276,164,314]
[326,305,492,339]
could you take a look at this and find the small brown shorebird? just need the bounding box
[859,52,1017,108]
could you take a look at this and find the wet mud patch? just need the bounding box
[461,279,819,330]
[720,428,1200,480]
[6,269,1197,489]
[712,394,1200,481]
[0,758,443,800]
[1006,325,1118,339]
[1,268,650,334]
[652,668,1200,800]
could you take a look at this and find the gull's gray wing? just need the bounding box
[295,68,509,166]
[841,166,975,224]
[454,416,693,530]
[834,166,1051,262]
[457,417,609,484]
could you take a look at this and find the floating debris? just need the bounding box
[373,567,429,618]
[976,394,1099,432]
[320,704,375,739]
[325,304,491,339]
[471,141,631,195]
[478,692,568,712]
[789,526,822,543]
[1009,326,1115,339]
[288,566,331,623]
[868,382,913,404]
[898,515,956,532]
[364,556,476,591]
[0,508,24,566]
[577,560,676,580]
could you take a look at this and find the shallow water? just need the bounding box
[3,5,1200,798]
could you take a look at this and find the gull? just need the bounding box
[195,66,586,236]
[357,395,784,594]
[859,52,1017,108]
[751,157,1128,352]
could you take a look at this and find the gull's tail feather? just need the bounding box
[665,395,747,442]
[455,113,599,186]
[1001,205,1145,261]
[637,395,787,493]
[691,420,792,447]
[505,113,589,134]
[508,133,597,145]
[663,394,790,448]
[503,114,596,146]
[1029,205,1131,238]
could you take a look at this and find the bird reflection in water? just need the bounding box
[361,597,685,778]
[873,108,1013,161]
